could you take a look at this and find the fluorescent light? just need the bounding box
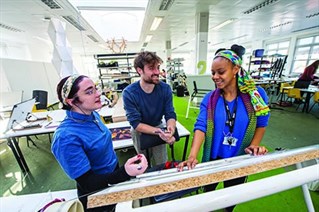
[150,17,163,31]
[70,0,148,42]
[229,34,248,41]
[98,44,107,49]
[179,42,188,47]
[145,35,153,42]
[211,18,237,30]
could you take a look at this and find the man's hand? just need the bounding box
[155,128,173,143]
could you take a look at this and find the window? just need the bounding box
[265,41,290,56]
[291,35,319,74]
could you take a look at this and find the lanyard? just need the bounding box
[222,94,238,134]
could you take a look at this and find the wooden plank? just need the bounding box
[88,146,319,209]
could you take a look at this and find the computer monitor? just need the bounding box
[6,98,36,132]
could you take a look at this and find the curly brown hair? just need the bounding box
[134,51,163,74]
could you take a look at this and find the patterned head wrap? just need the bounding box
[61,75,80,105]
[214,50,270,116]
[215,50,242,66]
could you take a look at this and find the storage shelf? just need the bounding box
[248,53,288,79]
[97,65,133,69]
[95,53,138,90]
[94,53,137,60]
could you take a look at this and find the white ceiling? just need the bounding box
[0,0,318,56]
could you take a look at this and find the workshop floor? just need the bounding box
[0,94,318,211]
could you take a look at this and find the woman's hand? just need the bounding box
[177,156,198,172]
[124,154,148,176]
[245,145,268,156]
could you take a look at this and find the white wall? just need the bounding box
[0,58,59,104]
[185,74,215,93]
[0,33,99,104]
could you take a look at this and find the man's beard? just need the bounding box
[144,74,160,84]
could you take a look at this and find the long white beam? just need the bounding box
[116,164,319,212]
[88,145,319,208]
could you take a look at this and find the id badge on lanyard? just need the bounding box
[222,95,238,148]
[223,135,238,147]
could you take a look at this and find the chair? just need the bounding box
[27,90,49,147]
[286,88,305,111]
[277,82,293,101]
[185,81,210,118]
[309,92,319,112]
[32,90,48,111]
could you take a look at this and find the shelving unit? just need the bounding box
[94,53,139,90]
[166,58,187,94]
[248,55,272,78]
[248,54,288,79]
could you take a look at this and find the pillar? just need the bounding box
[195,12,209,75]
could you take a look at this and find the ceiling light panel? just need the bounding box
[145,35,153,42]
[0,22,23,32]
[229,34,248,41]
[159,0,174,11]
[306,12,319,18]
[69,0,148,8]
[243,0,279,15]
[150,17,163,31]
[179,42,189,47]
[62,16,86,31]
[87,35,98,42]
[41,0,62,9]
[211,18,237,30]
[259,21,293,32]
[76,3,147,42]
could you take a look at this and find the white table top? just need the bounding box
[299,86,319,93]
[282,86,319,93]
[96,106,114,117]
[0,105,13,113]
[1,110,190,150]
[0,189,77,212]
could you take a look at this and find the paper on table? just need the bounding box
[47,110,66,122]
[44,121,61,129]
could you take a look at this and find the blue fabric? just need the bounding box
[194,86,270,159]
[52,111,118,179]
[123,80,176,129]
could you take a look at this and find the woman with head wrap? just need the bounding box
[52,75,148,211]
[178,44,270,212]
